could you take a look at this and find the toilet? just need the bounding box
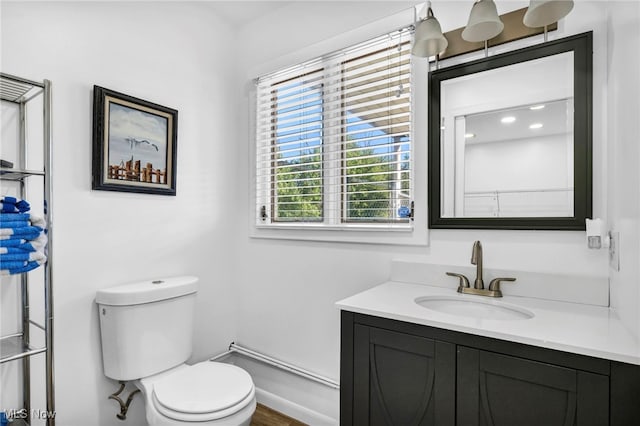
[96,276,256,425]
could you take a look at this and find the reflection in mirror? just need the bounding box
[429,32,592,230]
[462,99,574,217]
[441,52,574,218]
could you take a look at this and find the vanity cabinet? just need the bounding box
[341,311,639,426]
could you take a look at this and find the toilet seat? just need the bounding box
[151,362,255,422]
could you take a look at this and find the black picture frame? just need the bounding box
[428,32,592,230]
[92,85,178,196]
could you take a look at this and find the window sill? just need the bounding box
[251,223,429,246]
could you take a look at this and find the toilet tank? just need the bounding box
[96,276,198,381]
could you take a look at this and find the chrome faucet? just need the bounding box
[446,240,516,298]
[470,240,484,290]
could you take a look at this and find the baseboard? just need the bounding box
[255,388,337,426]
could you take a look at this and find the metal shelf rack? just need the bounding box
[0,72,55,426]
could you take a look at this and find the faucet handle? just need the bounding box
[488,277,516,293]
[446,272,470,292]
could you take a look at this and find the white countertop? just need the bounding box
[336,281,640,366]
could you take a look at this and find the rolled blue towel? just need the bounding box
[0,233,47,251]
[0,236,45,253]
[0,260,44,275]
[0,236,47,269]
[0,250,45,263]
[0,213,44,228]
[0,238,26,247]
[1,213,32,222]
[0,220,30,229]
[0,226,43,241]
[0,260,30,269]
[1,247,33,255]
[0,247,25,254]
[0,196,30,213]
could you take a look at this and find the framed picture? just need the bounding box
[92,86,178,195]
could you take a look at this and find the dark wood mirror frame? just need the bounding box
[428,32,593,230]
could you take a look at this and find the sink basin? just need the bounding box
[415,296,535,320]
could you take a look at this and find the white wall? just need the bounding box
[465,135,571,193]
[2,0,638,424]
[464,135,573,217]
[233,1,611,421]
[607,1,640,338]
[1,2,238,424]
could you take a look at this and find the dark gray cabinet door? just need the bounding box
[456,347,609,426]
[353,325,455,426]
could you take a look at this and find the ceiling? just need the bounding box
[465,99,571,145]
[204,1,293,27]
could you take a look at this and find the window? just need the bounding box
[255,28,414,234]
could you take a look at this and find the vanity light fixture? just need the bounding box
[462,0,505,43]
[524,0,574,28]
[501,116,516,123]
[529,123,543,129]
[413,1,572,61]
[523,0,574,41]
[530,104,546,110]
[465,132,476,138]
[412,1,448,58]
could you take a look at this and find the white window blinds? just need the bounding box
[256,28,412,229]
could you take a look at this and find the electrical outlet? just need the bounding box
[609,231,620,271]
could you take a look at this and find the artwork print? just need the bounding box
[92,86,178,195]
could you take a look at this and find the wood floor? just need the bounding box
[251,403,308,426]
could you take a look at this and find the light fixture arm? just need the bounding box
[416,1,435,23]
[426,5,435,20]
[424,1,432,19]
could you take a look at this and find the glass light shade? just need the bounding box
[462,0,504,43]
[412,14,448,57]
[523,0,574,28]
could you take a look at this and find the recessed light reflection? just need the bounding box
[530,105,545,110]
[501,116,516,124]
[465,133,475,138]
[529,123,543,129]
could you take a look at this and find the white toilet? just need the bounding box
[96,276,256,425]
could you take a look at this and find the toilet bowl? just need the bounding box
[96,276,257,425]
[136,362,256,426]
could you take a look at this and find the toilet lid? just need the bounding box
[153,362,254,418]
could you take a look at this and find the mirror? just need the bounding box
[428,32,592,230]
